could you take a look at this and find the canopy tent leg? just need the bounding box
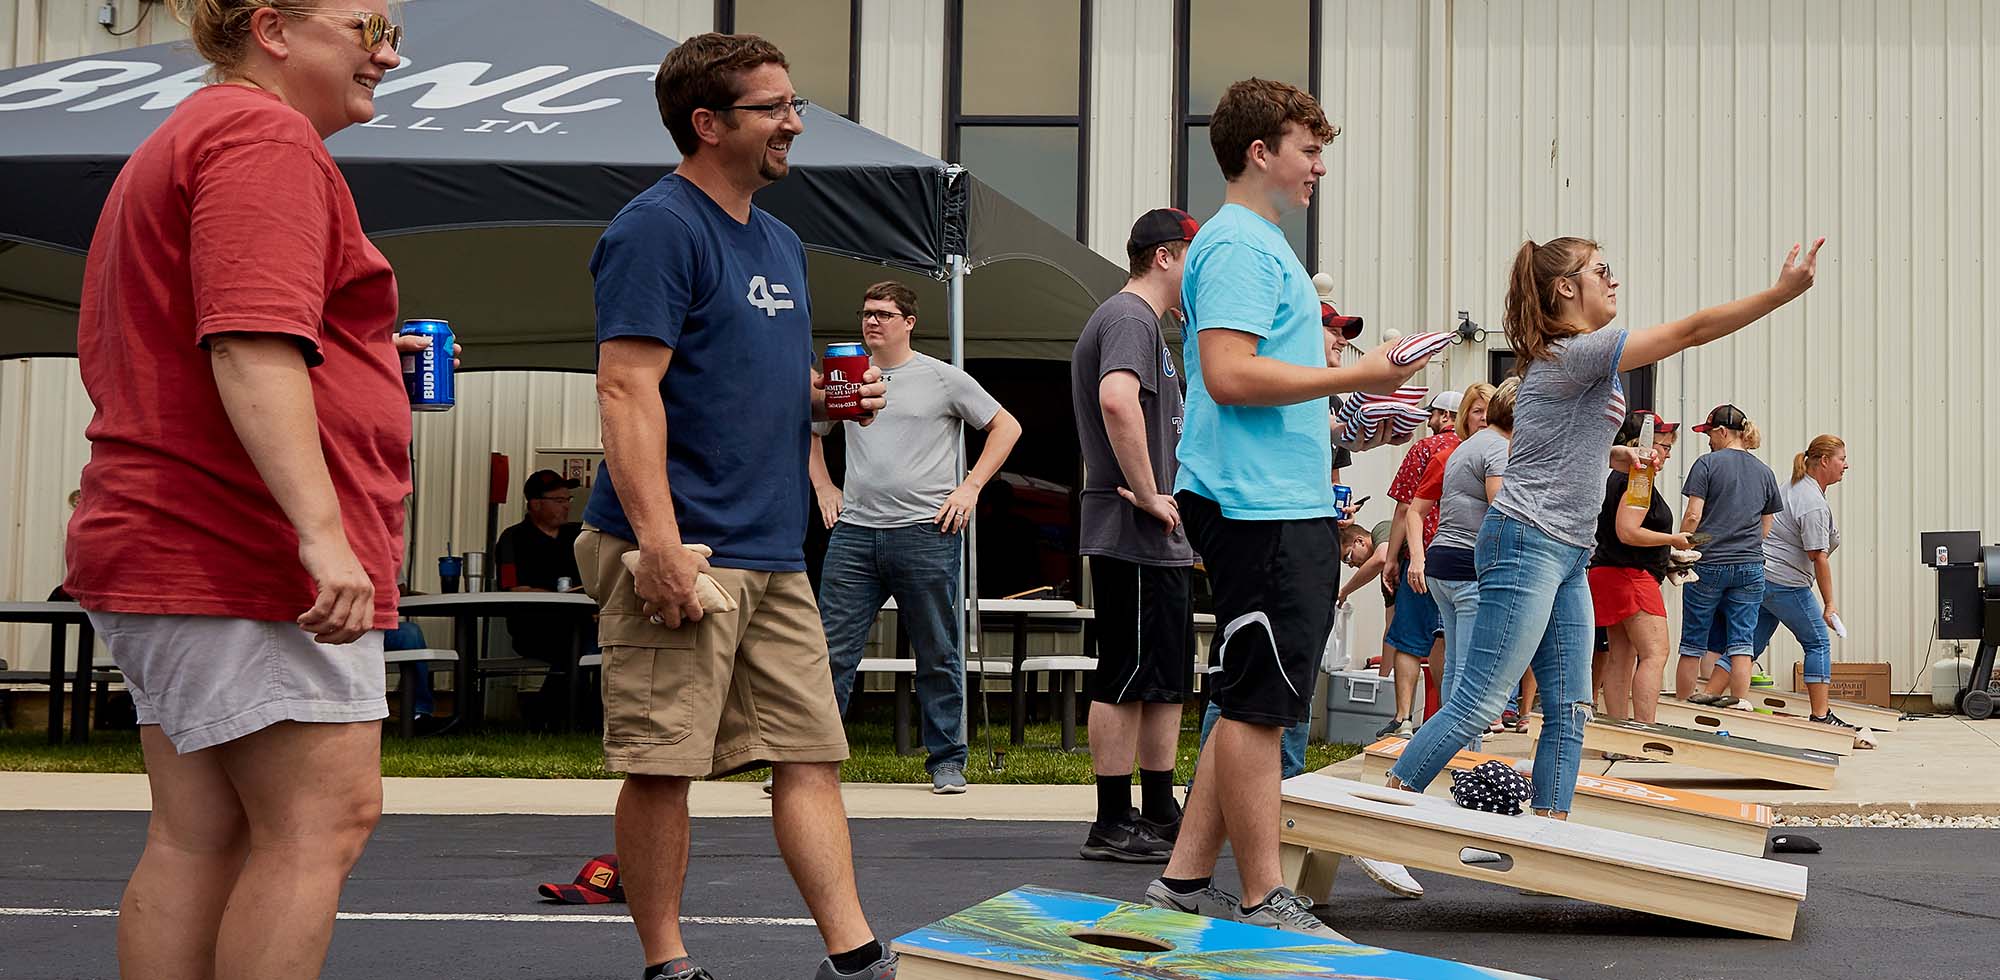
[947,254,992,769]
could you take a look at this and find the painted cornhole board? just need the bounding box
[1355,738,1773,855]
[1532,715,1841,790]
[890,885,1545,979]
[1278,775,1808,940]
[1650,698,1858,755]
[1740,689,1902,731]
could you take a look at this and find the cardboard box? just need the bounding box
[1793,661,1892,706]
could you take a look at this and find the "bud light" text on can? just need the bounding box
[399,319,455,412]
[822,342,870,420]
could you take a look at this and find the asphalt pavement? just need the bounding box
[2,813,1995,979]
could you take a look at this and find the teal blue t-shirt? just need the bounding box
[1172,204,1337,520]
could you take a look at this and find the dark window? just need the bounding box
[948,0,1091,240]
[1174,0,1320,263]
[1489,350,1657,416]
[716,0,860,120]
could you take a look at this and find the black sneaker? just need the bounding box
[1079,819,1172,863]
[1373,716,1408,739]
[1131,806,1182,844]
[645,958,713,980]
[1809,711,1859,732]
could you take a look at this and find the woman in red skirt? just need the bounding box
[1588,411,1692,723]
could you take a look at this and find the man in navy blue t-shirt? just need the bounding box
[572,33,896,980]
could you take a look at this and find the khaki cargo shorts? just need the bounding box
[576,528,849,777]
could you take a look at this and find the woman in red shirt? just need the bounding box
[63,4,430,977]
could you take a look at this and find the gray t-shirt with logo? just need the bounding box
[1764,477,1839,588]
[1491,327,1630,549]
[1432,427,1509,552]
[1072,292,1193,566]
[814,352,1002,528]
[1682,447,1785,564]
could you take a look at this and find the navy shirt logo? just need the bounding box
[745,274,795,317]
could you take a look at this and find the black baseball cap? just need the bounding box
[1126,208,1200,258]
[537,854,624,904]
[1692,404,1749,433]
[523,469,580,500]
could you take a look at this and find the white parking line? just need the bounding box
[0,907,813,926]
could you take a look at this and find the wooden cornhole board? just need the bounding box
[1356,738,1773,855]
[1651,698,1858,755]
[1740,689,1902,731]
[1278,774,1808,940]
[891,885,1547,979]
[1533,715,1841,790]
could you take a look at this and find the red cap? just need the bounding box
[1320,302,1363,339]
[537,854,624,905]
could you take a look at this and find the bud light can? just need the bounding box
[822,343,870,420]
[399,319,455,411]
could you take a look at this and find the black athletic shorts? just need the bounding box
[1176,490,1340,728]
[1086,555,1195,704]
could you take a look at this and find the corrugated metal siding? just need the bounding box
[1084,0,1174,262]
[857,0,946,157]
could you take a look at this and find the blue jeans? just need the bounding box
[818,521,967,773]
[1388,513,1595,813]
[1756,584,1832,684]
[1199,696,1312,779]
[1427,576,1483,751]
[1679,561,1765,664]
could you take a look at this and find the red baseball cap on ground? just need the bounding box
[538,854,624,904]
[1691,404,1749,433]
[1321,301,1363,339]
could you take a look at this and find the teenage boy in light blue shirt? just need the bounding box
[1142,77,1432,941]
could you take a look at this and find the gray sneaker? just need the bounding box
[930,765,968,794]
[1810,710,1860,731]
[1142,877,1241,919]
[644,958,713,980]
[1236,886,1353,943]
[813,948,898,979]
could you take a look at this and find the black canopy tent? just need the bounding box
[0,0,1122,715]
[0,0,1121,368]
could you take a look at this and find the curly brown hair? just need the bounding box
[1209,78,1340,181]
[655,33,790,156]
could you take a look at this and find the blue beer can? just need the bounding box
[399,319,455,411]
[1333,483,1353,512]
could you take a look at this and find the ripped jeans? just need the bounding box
[1387,513,1596,813]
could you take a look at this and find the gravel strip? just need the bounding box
[1774,811,2000,829]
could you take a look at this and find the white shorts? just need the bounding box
[87,612,387,753]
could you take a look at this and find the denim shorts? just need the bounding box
[1384,564,1442,657]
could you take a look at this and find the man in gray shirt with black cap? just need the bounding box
[1071,208,1199,863]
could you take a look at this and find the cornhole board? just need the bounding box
[1532,715,1840,790]
[1739,689,1902,731]
[1278,774,1808,940]
[1651,698,1858,756]
[891,885,1546,979]
[1356,738,1773,855]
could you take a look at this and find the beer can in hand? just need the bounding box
[400,319,456,412]
[822,343,870,420]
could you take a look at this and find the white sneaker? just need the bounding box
[1353,857,1423,898]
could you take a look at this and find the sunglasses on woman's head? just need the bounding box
[292,8,404,52]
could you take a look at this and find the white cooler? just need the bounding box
[1322,669,1399,745]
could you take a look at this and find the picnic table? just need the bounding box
[0,601,98,744]
[397,591,599,732]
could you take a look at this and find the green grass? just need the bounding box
[0,716,1358,783]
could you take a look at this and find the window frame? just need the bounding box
[715,0,862,122]
[944,0,1093,242]
[1172,0,1321,269]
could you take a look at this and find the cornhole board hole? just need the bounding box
[1533,715,1840,790]
[1651,698,1858,756]
[1278,774,1808,940]
[891,885,1546,979]
[1740,689,1902,732]
[1355,738,1773,855]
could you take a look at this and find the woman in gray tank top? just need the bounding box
[1386,235,1825,819]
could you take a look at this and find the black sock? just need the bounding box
[1095,775,1131,828]
[1160,875,1211,895]
[829,939,883,974]
[1139,768,1179,824]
